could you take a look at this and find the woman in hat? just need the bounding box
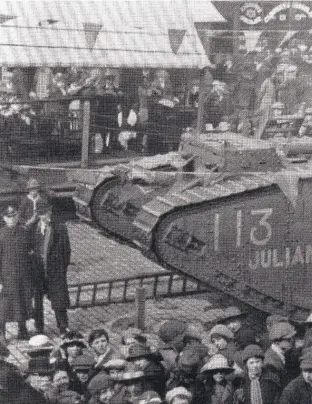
[57,331,88,366]
[209,325,237,363]
[197,354,235,404]
[0,205,33,341]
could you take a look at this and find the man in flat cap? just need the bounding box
[31,200,71,335]
[0,206,33,341]
[264,322,296,389]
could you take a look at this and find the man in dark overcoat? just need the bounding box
[31,200,71,335]
[0,206,33,341]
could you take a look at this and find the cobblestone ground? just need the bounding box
[67,220,165,284]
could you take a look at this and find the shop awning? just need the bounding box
[0,0,225,68]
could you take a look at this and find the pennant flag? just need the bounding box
[0,15,16,24]
[274,171,300,208]
[243,30,262,53]
[83,22,103,50]
[168,29,186,54]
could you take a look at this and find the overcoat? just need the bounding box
[279,374,312,404]
[234,369,281,404]
[0,224,33,322]
[32,221,71,311]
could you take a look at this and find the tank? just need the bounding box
[74,130,312,321]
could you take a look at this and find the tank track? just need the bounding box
[133,167,312,322]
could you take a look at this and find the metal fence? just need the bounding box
[0,96,196,166]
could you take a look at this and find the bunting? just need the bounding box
[83,22,103,50]
[168,29,186,54]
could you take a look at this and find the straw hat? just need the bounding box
[200,354,233,374]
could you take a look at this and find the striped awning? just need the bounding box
[0,0,225,68]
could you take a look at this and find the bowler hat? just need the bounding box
[26,178,40,190]
[269,322,296,341]
[26,357,55,375]
[3,206,18,218]
[166,387,192,404]
[200,354,233,374]
[219,307,248,324]
[158,320,187,343]
[242,345,264,362]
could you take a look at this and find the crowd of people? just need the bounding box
[2,304,312,404]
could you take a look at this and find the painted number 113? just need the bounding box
[214,208,273,251]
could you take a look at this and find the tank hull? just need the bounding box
[133,169,312,321]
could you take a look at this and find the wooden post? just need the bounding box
[196,67,213,135]
[81,100,91,168]
[135,287,146,331]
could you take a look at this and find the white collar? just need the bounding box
[27,194,41,203]
[271,343,285,364]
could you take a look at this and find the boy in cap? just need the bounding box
[264,322,296,389]
[158,320,187,374]
[31,199,71,335]
[260,314,289,351]
[209,324,237,363]
[19,177,48,229]
[234,344,281,404]
[0,205,33,341]
[279,349,312,404]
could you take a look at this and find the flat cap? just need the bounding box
[269,322,296,341]
[158,320,187,343]
[209,324,234,342]
[88,373,113,394]
[266,314,288,328]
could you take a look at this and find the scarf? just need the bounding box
[250,377,263,404]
